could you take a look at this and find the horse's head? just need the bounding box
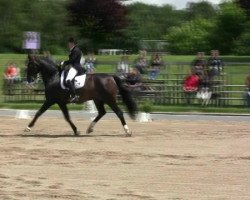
[26,54,40,83]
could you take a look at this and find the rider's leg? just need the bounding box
[66,67,78,102]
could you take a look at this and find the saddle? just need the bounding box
[60,68,86,90]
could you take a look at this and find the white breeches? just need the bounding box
[66,67,77,81]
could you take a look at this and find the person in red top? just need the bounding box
[183,74,200,92]
[3,63,18,85]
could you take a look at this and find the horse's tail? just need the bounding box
[113,75,137,120]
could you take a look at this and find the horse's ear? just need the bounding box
[28,54,32,61]
[28,54,36,61]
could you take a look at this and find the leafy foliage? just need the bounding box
[0,0,250,55]
[67,0,128,50]
[123,3,185,51]
[233,22,250,55]
[165,19,214,54]
[0,0,70,54]
[210,2,246,54]
[186,1,217,20]
[236,0,250,17]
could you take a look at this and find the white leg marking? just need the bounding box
[24,126,31,132]
[86,121,96,134]
[124,125,131,136]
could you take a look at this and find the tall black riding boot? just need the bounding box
[66,80,78,102]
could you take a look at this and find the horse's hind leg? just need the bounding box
[25,100,54,132]
[86,100,106,134]
[107,101,131,137]
[58,103,79,136]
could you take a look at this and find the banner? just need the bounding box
[22,31,40,50]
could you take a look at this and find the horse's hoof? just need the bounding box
[74,131,81,136]
[24,127,31,132]
[125,132,132,137]
[86,128,93,134]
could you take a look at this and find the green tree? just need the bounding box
[233,22,250,55]
[233,0,250,54]
[0,0,71,53]
[67,0,128,51]
[210,2,246,54]
[0,0,22,52]
[235,0,250,17]
[165,19,214,54]
[20,0,71,53]
[186,1,217,20]
[124,3,185,52]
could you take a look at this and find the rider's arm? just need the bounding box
[65,48,82,66]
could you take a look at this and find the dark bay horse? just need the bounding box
[25,55,137,136]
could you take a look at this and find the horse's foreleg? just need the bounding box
[108,102,131,137]
[58,103,79,136]
[86,101,106,134]
[25,101,54,132]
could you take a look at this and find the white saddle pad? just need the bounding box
[60,71,86,90]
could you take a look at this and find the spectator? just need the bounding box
[84,60,95,73]
[84,53,96,73]
[191,52,207,76]
[183,74,200,93]
[148,53,163,80]
[3,62,20,85]
[243,75,250,107]
[116,55,129,80]
[43,51,53,61]
[182,73,200,104]
[191,52,209,88]
[125,68,143,91]
[87,52,96,68]
[134,54,148,74]
[139,49,147,58]
[184,52,207,104]
[207,50,224,80]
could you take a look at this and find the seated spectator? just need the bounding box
[84,60,95,73]
[139,49,147,58]
[182,73,201,104]
[243,75,250,107]
[3,62,20,85]
[207,50,224,80]
[191,52,207,76]
[84,53,96,73]
[134,55,148,74]
[183,74,200,92]
[148,53,163,80]
[43,51,54,62]
[191,52,209,88]
[125,68,143,91]
[87,52,96,67]
[116,55,129,80]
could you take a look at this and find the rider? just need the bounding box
[63,37,84,102]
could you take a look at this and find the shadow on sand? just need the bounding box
[0,133,127,138]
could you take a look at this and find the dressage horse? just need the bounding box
[25,55,137,136]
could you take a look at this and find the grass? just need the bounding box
[1,53,250,113]
[0,102,84,110]
[1,102,250,115]
[152,104,250,114]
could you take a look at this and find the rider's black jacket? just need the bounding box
[64,45,85,74]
